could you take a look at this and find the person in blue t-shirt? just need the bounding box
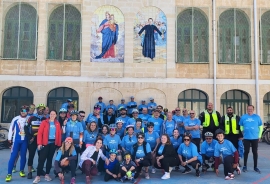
[116,119,125,139]
[95,97,106,114]
[177,133,202,177]
[104,124,122,159]
[170,129,182,151]
[148,109,163,135]
[134,118,145,134]
[127,96,137,116]
[131,132,152,179]
[106,100,117,114]
[61,99,73,110]
[86,105,104,130]
[173,107,185,136]
[116,107,130,128]
[184,110,201,152]
[162,112,177,137]
[239,105,263,173]
[83,121,99,149]
[121,125,137,153]
[147,98,157,115]
[214,129,241,180]
[126,109,139,127]
[138,100,148,114]
[138,108,151,127]
[117,99,127,117]
[201,132,218,172]
[104,149,121,181]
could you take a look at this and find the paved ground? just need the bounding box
[0,143,270,184]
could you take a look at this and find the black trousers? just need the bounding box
[37,143,56,176]
[182,157,201,170]
[104,162,120,182]
[243,139,258,168]
[223,155,234,176]
[74,146,81,166]
[154,157,180,172]
[191,138,201,152]
[27,138,37,166]
[134,159,151,178]
[57,159,76,177]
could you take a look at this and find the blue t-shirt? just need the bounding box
[104,134,122,150]
[116,127,125,138]
[127,118,136,126]
[177,142,202,163]
[86,113,104,125]
[170,136,182,149]
[214,139,236,159]
[239,114,262,139]
[164,119,176,136]
[201,139,218,157]
[83,130,98,144]
[106,105,117,114]
[117,104,127,110]
[61,103,68,110]
[121,135,137,152]
[104,159,119,171]
[148,117,163,135]
[138,104,148,114]
[173,115,184,135]
[55,149,77,161]
[184,118,201,138]
[49,121,56,140]
[131,143,151,159]
[79,120,86,130]
[158,144,165,155]
[139,114,151,127]
[95,102,106,113]
[147,102,157,114]
[127,101,137,114]
[116,116,130,128]
[145,131,160,149]
[65,121,84,140]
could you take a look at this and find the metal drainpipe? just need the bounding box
[213,0,217,107]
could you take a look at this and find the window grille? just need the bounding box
[218,8,250,64]
[2,2,38,59]
[260,9,270,64]
[47,4,81,61]
[176,7,209,63]
[263,92,270,122]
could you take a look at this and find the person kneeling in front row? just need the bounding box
[54,137,77,184]
[104,149,121,182]
[119,151,136,183]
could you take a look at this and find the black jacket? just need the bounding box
[155,143,178,158]
[103,114,116,125]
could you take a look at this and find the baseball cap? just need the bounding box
[130,96,134,98]
[121,98,125,101]
[150,97,154,100]
[98,96,103,100]
[65,137,73,143]
[141,100,145,102]
[67,99,73,102]
[94,104,101,109]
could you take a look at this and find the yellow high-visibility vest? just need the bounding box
[203,110,219,127]
[224,114,239,134]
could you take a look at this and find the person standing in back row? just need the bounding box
[200,103,221,141]
[239,105,263,173]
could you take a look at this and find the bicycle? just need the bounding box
[262,122,270,145]
[0,124,9,150]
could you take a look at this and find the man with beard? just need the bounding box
[104,108,116,125]
[116,107,130,128]
[86,104,104,131]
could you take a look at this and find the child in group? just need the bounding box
[120,152,136,183]
[104,149,121,182]
[134,118,144,134]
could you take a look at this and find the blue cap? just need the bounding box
[150,97,154,100]
[130,96,134,98]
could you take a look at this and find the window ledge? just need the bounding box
[218,62,251,65]
[46,59,81,62]
[1,58,37,61]
[260,62,270,65]
[176,62,209,64]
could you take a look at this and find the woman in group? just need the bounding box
[170,129,183,151]
[116,119,125,139]
[54,137,77,184]
[33,110,62,183]
[83,121,99,151]
[131,132,152,179]
[80,138,109,184]
[134,118,144,134]
[154,134,180,179]
[144,122,160,174]
[121,125,137,153]
[100,124,110,139]
[177,132,202,177]
[104,124,122,159]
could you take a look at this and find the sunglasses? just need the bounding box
[80,115,85,118]
[184,139,190,141]
[175,110,180,111]
[147,126,153,128]
[138,137,144,139]
[94,108,101,110]
[110,128,116,131]
[21,109,28,113]
[65,141,72,144]
[190,113,195,115]
[206,138,212,140]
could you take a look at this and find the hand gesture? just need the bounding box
[63,119,67,126]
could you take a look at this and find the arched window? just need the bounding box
[261,11,270,64]
[178,89,208,114]
[47,4,81,60]
[1,87,33,123]
[219,9,250,63]
[263,92,270,122]
[177,8,208,63]
[47,87,79,111]
[3,3,37,59]
[220,90,250,116]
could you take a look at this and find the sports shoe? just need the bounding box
[12,167,17,173]
[85,176,91,184]
[5,174,12,182]
[130,177,135,183]
[120,176,125,183]
[151,167,156,174]
[33,176,41,184]
[31,168,36,172]
[169,167,173,173]
[254,167,261,174]
[243,166,247,172]
[182,167,191,174]
[44,174,52,181]
[196,169,200,177]
[19,171,26,177]
[225,176,231,180]
[145,172,150,179]
[174,166,180,171]
[228,173,235,179]
[161,172,170,179]
[70,177,75,184]
[27,172,33,179]
[236,166,241,175]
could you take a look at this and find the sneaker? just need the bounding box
[31,168,36,172]
[44,174,52,181]
[182,168,191,174]
[174,166,180,171]
[228,173,235,179]
[236,166,241,175]
[151,167,156,174]
[225,176,231,180]
[254,167,261,174]
[145,172,150,179]
[130,177,135,183]
[85,176,91,184]
[33,176,40,184]
[243,166,247,172]
[5,174,12,182]
[169,167,173,173]
[27,172,33,179]
[19,171,26,177]
[196,169,200,177]
[161,172,170,179]
[120,177,125,183]
[70,177,76,184]
[12,167,17,173]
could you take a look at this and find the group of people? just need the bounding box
[4,95,263,184]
